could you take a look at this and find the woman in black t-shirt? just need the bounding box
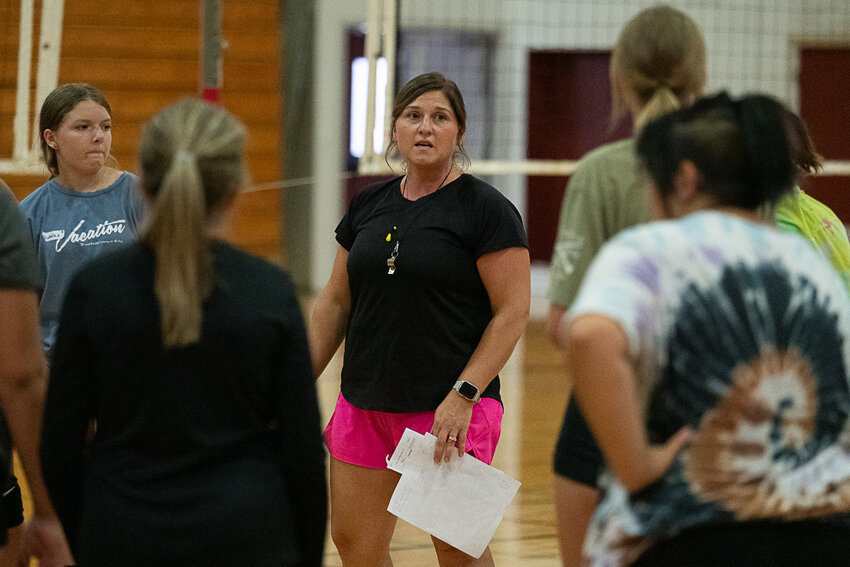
[40,100,327,567]
[310,72,530,566]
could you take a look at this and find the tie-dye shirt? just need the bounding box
[570,211,850,566]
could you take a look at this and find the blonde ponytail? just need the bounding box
[144,150,210,347]
[139,99,245,349]
[634,86,681,132]
[610,5,706,133]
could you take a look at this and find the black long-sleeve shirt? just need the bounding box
[41,242,327,566]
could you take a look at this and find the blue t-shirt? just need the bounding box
[571,211,850,565]
[18,172,146,358]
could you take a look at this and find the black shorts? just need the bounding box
[552,395,604,488]
[632,520,850,567]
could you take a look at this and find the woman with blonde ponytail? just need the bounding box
[139,102,241,348]
[40,99,327,567]
[546,5,706,566]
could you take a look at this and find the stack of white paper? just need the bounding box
[385,428,522,558]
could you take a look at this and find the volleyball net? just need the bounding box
[354,0,850,180]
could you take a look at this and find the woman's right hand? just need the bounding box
[430,391,475,464]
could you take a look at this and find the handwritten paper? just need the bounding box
[386,428,521,558]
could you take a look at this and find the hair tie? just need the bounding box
[174,149,195,164]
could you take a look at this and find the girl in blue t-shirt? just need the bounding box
[18,83,145,359]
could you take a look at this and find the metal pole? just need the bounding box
[32,0,64,158]
[382,0,397,157]
[201,0,223,103]
[363,0,381,166]
[14,0,34,162]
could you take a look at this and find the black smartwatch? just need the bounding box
[453,380,481,403]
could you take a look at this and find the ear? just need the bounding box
[648,181,670,220]
[673,160,700,202]
[43,129,58,149]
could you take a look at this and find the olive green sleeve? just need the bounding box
[548,162,611,308]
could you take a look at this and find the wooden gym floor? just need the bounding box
[316,318,569,566]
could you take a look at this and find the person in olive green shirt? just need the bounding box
[547,139,650,312]
[547,7,707,566]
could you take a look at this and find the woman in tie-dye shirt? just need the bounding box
[560,92,850,566]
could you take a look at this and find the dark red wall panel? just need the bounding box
[526,51,631,262]
[799,48,850,221]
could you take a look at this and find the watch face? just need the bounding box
[457,381,478,399]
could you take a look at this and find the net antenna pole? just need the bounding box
[32,0,64,158]
[201,0,223,104]
[361,0,381,171]
[6,0,63,173]
[13,0,35,163]
[381,0,397,167]
[360,0,397,175]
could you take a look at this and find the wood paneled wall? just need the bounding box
[1,0,284,261]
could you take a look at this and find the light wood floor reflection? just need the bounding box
[316,319,570,566]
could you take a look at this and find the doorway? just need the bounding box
[526,50,631,262]
[799,47,850,221]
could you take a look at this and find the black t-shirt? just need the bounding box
[0,188,39,532]
[336,174,528,412]
[0,188,40,291]
[41,242,327,565]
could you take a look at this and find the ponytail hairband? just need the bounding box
[174,149,195,163]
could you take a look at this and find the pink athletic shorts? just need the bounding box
[324,393,503,469]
